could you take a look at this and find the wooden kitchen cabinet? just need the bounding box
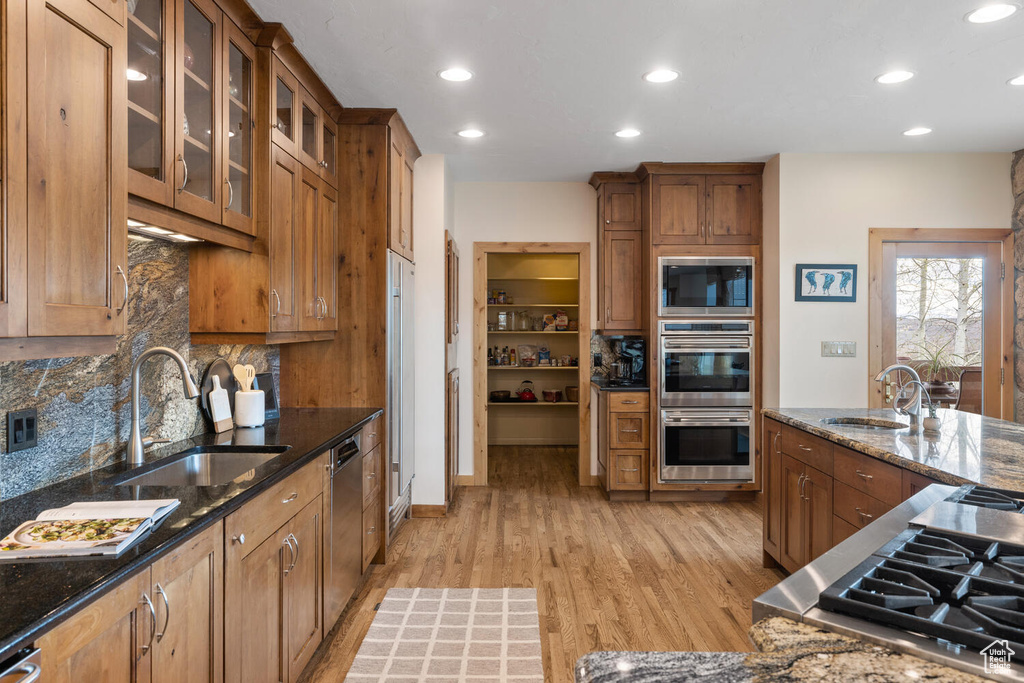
[19,0,128,347]
[0,0,26,341]
[762,418,783,565]
[902,469,941,499]
[646,169,762,246]
[446,368,460,506]
[224,455,326,683]
[597,390,651,498]
[296,86,337,186]
[600,231,644,331]
[149,521,223,683]
[591,174,644,333]
[127,0,256,236]
[296,167,337,332]
[362,415,384,571]
[600,181,642,231]
[332,110,418,261]
[651,175,704,245]
[779,453,832,572]
[38,571,151,683]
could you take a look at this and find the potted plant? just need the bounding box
[912,340,976,397]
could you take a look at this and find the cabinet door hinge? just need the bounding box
[1001,368,1005,385]
[1001,262,1006,280]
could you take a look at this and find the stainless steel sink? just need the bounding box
[114,446,289,487]
[820,417,908,430]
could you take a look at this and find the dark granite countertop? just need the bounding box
[0,406,381,661]
[763,407,1024,489]
[575,617,982,682]
[590,378,650,392]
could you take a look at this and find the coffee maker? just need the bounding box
[608,338,646,387]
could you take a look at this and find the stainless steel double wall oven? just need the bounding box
[657,256,755,483]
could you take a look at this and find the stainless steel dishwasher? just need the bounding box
[326,436,362,628]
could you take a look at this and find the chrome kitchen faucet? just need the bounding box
[127,347,200,466]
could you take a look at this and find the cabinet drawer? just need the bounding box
[227,454,326,555]
[361,416,382,453]
[833,514,859,545]
[608,393,649,412]
[362,444,381,509]
[834,447,902,507]
[362,499,381,572]
[834,481,892,530]
[610,450,646,490]
[610,413,649,449]
[902,468,942,500]
[781,425,833,475]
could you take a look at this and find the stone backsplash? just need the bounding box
[590,334,646,379]
[0,238,278,500]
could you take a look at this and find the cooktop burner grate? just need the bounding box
[820,556,1024,659]
[945,485,1024,512]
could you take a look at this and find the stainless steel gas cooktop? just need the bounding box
[755,484,1024,681]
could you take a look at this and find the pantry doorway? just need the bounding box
[473,242,592,487]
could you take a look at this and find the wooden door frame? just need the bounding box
[473,242,593,487]
[867,228,1013,418]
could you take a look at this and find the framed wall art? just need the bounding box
[795,264,857,302]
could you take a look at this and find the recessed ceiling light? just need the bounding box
[126,68,148,82]
[438,68,473,82]
[903,127,933,136]
[615,128,641,138]
[1009,74,1024,85]
[875,70,915,84]
[643,69,679,83]
[966,3,1018,23]
[457,129,484,138]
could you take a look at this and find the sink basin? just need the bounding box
[820,417,908,431]
[114,446,290,487]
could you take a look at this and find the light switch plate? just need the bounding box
[821,341,856,358]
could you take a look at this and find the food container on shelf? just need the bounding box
[517,345,538,367]
[542,389,561,403]
[516,381,537,402]
[565,386,579,402]
[489,390,511,403]
[497,311,509,331]
[517,311,531,330]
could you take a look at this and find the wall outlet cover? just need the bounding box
[7,408,38,452]
[821,341,857,358]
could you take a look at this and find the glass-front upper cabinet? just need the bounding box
[222,20,254,234]
[298,87,320,172]
[320,116,338,187]
[126,0,174,204]
[271,56,298,157]
[174,0,220,223]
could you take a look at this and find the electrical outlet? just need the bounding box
[7,408,38,452]
[593,353,603,367]
[821,341,857,358]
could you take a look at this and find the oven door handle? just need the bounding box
[663,415,751,425]
[662,339,751,351]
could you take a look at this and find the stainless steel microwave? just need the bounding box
[658,256,755,317]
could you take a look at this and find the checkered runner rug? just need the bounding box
[345,587,545,682]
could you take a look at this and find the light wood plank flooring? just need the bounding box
[304,446,784,683]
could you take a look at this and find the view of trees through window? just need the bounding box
[895,257,983,381]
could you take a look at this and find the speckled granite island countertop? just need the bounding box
[575,617,983,682]
[0,407,381,662]
[763,407,1024,490]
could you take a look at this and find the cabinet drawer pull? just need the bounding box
[271,289,281,318]
[367,472,376,479]
[155,582,170,642]
[855,470,874,481]
[619,429,640,433]
[621,400,639,404]
[282,536,294,575]
[140,593,156,656]
[855,507,874,520]
[232,533,246,545]
[116,266,129,315]
[282,492,298,504]
[797,445,813,452]
[367,526,376,535]
[619,468,639,472]
[177,154,188,193]
[287,532,299,572]
[772,431,781,454]
[797,473,807,500]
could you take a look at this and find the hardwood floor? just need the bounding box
[303,446,784,683]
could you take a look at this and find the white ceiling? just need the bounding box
[246,0,1024,181]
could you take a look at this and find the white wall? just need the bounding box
[412,154,449,506]
[767,153,1012,408]
[453,182,597,477]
